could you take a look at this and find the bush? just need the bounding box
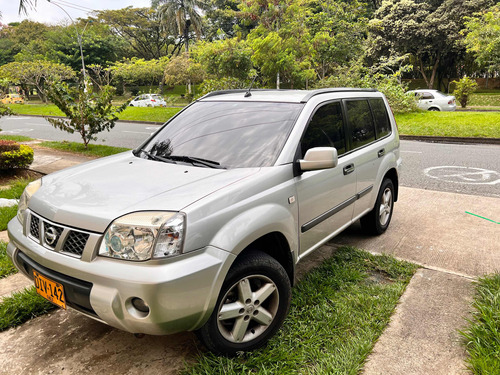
[0,143,34,170]
[314,65,418,113]
[453,77,478,108]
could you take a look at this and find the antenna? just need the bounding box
[244,75,258,98]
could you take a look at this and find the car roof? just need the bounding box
[199,88,379,103]
[409,89,439,92]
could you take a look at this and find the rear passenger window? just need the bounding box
[345,100,375,149]
[301,102,346,157]
[369,98,391,139]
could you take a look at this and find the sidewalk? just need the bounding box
[0,147,498,374]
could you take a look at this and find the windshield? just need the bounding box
[138,101,303,168]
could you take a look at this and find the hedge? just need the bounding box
[0,142,34,170]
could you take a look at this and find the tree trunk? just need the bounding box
[184,23,192,95]
[276,71,280,89]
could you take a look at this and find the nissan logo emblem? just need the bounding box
[45,227,58,246]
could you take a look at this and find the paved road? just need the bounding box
[400,140,500,198]
[1,116,499,197]
[0,116,161,149]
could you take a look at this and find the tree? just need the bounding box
[452,76,478,108]
[163,53,205,96]
[95,7,176,60]
[110,57,170,92]
[153,0,209,94]
[193,38,253,79]
[0,61,75,102]
[45,21,124,72]
[46,78,129,148]
[463,5,500,75]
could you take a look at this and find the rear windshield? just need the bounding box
[140,101,304,168]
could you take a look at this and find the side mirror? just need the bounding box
[299,147,338,172]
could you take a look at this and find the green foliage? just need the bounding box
[110,57,169,89]
[0,178,34,199]
[0,286,55,331]
[197,77,253,98]
[0,242,17,279]
[0,143,34,170]
[463,4,500,73]
[453,76,478,108]
[0,103,13,118]
[163,53,205,88]
[193,38,253,80]
[0,60,76,103]
[95,7,174,60]
[461,274,500,374]
[315,64,418,113]
[184,247,417,374]
[46,78,129,148]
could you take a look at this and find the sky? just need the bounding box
[0,0,152,25]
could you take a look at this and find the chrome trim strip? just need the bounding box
[301,196,357,233]
[301,184,374,233]
[356,185,373,199]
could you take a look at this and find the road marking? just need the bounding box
[122,131,152,135]
[1,117,30,120]
[465,212,499,224]
[0,128,34,134]
[401,151,422,154]
[424,166,500,185]
[26,122,51,126]
[145,126,160,130]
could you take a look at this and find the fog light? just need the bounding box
[131,297,150,314]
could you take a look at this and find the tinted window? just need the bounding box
[141,101,303,168]
[301,102,345,157]
[345,100,375,149]
[369,98,391,139]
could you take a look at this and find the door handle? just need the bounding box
[343,164,355,175]
[378,149,385,158]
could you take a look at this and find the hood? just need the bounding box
[30,152,259,232]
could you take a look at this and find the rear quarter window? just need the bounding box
[369,98,391,139]
[345,99,375,149]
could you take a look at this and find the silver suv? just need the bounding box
[8,88,401,355]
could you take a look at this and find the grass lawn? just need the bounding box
[0,241,16,278]
[184,247,417,375]
[39,141,130,157]
[394,111,500,138]
[461,274,500,374]
[0,135,34,142]
[0,287,55,331]
[7,103,182,123]
[0,178,34,231]
[469,93,500,107]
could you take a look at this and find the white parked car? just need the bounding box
[129,94,167,107]
[407,89,456,111]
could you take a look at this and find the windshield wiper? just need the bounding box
[137,150,225,169]
[163,155,226,169]
[137,149,177,164]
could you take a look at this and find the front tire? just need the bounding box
[361,178,395,235]
[196,251,291,356]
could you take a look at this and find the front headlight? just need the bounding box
[17,179,42,224]
[99,212,185,261]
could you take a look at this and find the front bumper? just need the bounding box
[7,217,234,335]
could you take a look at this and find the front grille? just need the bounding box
[30,216,40,239]
[63,231,90,256]
[27,212,97,259]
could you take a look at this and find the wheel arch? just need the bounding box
[383,168,399,202]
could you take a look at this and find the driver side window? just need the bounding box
[301,102,346,158]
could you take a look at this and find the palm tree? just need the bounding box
[18,0,37,15]
[152,0,208,94]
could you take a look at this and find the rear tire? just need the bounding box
[361,178,394,235]
[428,107,440,111]
[196,251,291,356]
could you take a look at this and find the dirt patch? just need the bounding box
[0,170,43,186]
[366,270,394,285]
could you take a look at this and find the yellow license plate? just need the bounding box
[33,270,66,309]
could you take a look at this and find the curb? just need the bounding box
[12,114,168,126]
[400,135,500,145]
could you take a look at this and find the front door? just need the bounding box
[295,101,356,257]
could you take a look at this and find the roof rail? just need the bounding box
[200,89,280,100]
[300,88,378,103]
